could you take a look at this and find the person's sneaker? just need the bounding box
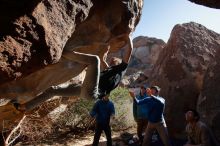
[113,142,120,146]
[132,135,139,143]
[152,132,158,142]
[128,139,134,145]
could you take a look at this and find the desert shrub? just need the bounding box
[15,99,62,144]
[16,87,135,144]
[55,97,95,130]
[19,111,53,143]
[56,87,135,131]
[110,87,135,131]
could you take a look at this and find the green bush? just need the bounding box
[56,98,95,130]
[56,87,135,131]
[17,87,135,144]
[109,87,135,131]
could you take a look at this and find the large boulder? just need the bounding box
[0,0,143,133]
[149,22,220,138]
[128,36,165,76]
[0,0,142,99]
[0,0,93,84]
[197,48,220,141]
[120,36,165,88]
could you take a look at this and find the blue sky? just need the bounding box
[132,0,220,42]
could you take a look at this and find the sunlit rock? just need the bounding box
[150,22,220,138]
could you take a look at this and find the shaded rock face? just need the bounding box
[0,0,143,132]
[128,36,165,76]
[189,0,220,9]
[0,0,93,83]
[0,0,142,99]
[197,49,220,141]
[149,22,220,138]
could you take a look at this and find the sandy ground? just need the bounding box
[70,131,123,146]
[15,128,136,146]
[15,127,186,146]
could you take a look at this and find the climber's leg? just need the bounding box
[63,51,100,99]
[17,51,101,111]
[64,43,110,70]
[20,84,82,111]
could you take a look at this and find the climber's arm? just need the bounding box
[122,36,133,64]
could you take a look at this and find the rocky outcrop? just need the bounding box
[197,48,220,141]
[119,36,165,88]
[0,0,143,134]
[0,0,142,99]
[189,0,220,9]
[128,36,165,76]
[0,0,93,84]
[149,22,220,138]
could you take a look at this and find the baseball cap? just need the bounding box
[150,85,161,92]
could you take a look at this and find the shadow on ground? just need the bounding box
[84,131,187,146]
[15,128,187,146]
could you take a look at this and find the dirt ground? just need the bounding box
[69,131,129,146]
[15,127,186,146]
[15,128,136,146]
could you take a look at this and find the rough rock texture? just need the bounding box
[128,36,165,76]
[0,0,93,83]
[0,0,143,133]
[149,22,220,138]
[120,71,148,88]
[197,48,220,141]
[118,36,165,88]
[189,0,220,9]
[0,0,142,98]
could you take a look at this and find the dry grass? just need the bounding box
[12,87,135,145]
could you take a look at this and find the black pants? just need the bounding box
[137,119,148,143]
[92,124,112,146]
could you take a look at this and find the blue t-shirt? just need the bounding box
[90,99,115,126]
[133,93,148,120]
[135,96,165,123]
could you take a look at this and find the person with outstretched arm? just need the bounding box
[129,86,171,146]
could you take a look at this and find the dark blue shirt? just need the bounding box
[135,96,165,123]
[90,99,115,126]
[133,93,148,120]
